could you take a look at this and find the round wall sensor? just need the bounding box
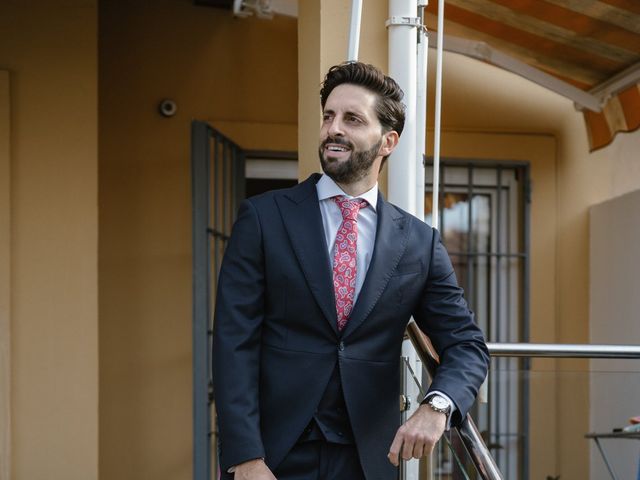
[158,99,177,117]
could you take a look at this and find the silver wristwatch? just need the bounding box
[427,394,452,416]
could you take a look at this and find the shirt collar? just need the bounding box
[316,174,378,211]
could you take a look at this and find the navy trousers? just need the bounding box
[220,440,366,480]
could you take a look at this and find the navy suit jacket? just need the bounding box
[213,173,489,479]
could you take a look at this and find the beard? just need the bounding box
[318,137,382,185]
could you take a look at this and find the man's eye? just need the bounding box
[346,115,362,124]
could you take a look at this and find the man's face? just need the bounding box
[318,84,388,184]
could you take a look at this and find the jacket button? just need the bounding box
[338,341,345,351]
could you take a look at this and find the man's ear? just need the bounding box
[379,130,400,157]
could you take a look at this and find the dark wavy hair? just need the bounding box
[320,62,406,137]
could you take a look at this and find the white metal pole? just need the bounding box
[388,0,417,216]
[389,4,420,480]
[347,0,363,61]
[417,12,432,480]
[432,0,445,230]
[415,1,428,222]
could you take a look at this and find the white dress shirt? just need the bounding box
[315,174,379,304]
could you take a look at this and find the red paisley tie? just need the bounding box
[332,196,368,331]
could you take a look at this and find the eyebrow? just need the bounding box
[323,108,368,120]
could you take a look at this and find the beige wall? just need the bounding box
[98,2,297,479]
[0,70,11,480]
[589,189,640,480]
[0,2,99,480]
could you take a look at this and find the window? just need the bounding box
[426,159,531,479]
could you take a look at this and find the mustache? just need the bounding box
[321,136,354,150]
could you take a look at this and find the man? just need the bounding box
[213,62,489,480]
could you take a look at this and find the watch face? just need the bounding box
[431,396,450,410]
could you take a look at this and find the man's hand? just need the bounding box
[233,458,276,480]
[387,404,446,466]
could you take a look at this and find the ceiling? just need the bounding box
[425,0,640,90]
[424,0,640,150]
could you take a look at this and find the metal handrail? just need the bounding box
[487,343,640,358]
[405,330,640,480]
[406,322,503,480]
[403,333,640,479]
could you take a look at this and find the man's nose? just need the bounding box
[327,117,344,137]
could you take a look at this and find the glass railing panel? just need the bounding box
[483,360,640,480]
[401,346,640,480]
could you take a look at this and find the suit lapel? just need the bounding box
[275,174,338,335]
[342,194,411,338]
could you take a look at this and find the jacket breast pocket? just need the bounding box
[392,260,423,277]
[387,266,424,305]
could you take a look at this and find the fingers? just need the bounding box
[412,442,425,459]
[389,406,449,466]
[388,428,440,466]
[389,429,428,465]
[401,433,415,461]
[387,431,403,466]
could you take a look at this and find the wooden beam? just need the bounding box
[447,0,637,64]
[431,34,602,111]
[426,13,607,87]
[535,0,640,36]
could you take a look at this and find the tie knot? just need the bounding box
[333,195,368,220]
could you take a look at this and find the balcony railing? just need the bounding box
[406,321,640,480]
[487,343,640,358]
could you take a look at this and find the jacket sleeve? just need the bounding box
[212,199,266,471]
[412,228,490,427]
